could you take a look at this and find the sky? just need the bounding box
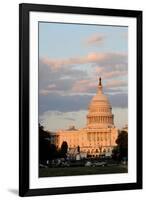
[38,22,128,131]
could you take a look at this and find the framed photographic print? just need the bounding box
[19,3,142,196]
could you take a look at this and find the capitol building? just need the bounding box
[51,78,118,158]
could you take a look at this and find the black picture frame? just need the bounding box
[19,3,143,197]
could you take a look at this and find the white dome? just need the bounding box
[92,93,108,101]
[87,78,114,129]
[89,93,111,111]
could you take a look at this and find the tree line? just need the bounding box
[39,124,68,165]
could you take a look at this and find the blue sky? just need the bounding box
[39,23,127,57]
[38,22,128,131]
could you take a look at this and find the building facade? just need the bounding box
[51,78,118,157]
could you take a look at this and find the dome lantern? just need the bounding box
[97,77,103,94]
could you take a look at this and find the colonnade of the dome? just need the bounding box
[87,115,113,124]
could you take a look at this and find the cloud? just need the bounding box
[40,84,57,95]
[39,78,80,96]
[95,67,104,74]
[84,33,105,46]
[39,93,92,114]
[64,117,76,121]
[39,110,87,131]
[109,93,128,108]
[103,71,127,79]
[39,89,50,96]
[39,61,88,93]
[95,67,127,79]
[71,77,127,94]
[39,52,127,96]
[106,80,127,88]
[39,107,128,131]
[39,92,128,115]
[40,52,106,70]
[72,79,97,93]
[40,52,127,71]
[39,59,128,98]
[40,78,126,96]
[47,84,56,89]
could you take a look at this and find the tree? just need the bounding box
[39,124,50,139]
[47,142,58,166]
[60,141,68,158]
[77,145,80,153]
[112,130,128,161]
[39,124,51,164]
[39,124,59,164]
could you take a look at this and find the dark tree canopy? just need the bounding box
[39,124,62,164]
[39,124,50,139]
[39,124,51,163]
[112,130,128,161]
[116,130,128,148]
[77,145,80,153]
[60,141,68,158]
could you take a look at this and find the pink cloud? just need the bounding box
[40,51,126,70]
[72,80,89,93]
[41,52,107,70]
[47,84,56,89]
[103,71,127,79]
[106,80,127,88]
[95,67,105,74]
[39,89,49,96]
[72,79,97,93]
[39,84,57,96]
[86,52,106,62]
[84,33,105,46]
[95,66,127,79]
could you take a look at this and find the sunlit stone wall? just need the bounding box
[53,78,119,157]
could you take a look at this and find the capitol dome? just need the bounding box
[87,77,114,129]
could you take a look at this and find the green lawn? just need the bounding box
[39,165,128,177]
